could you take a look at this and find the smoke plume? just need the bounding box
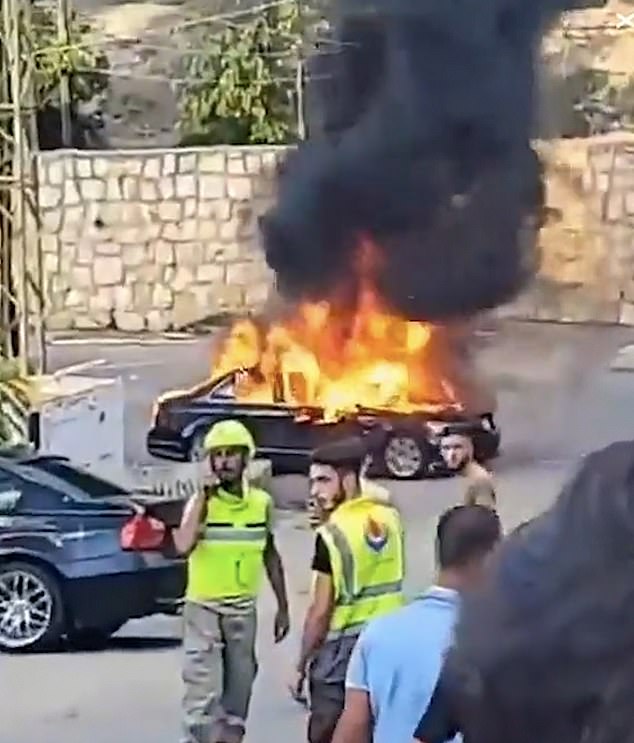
[448,441,634,743]
[260,0,583,321]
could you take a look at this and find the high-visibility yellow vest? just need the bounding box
[186,486,271,602]
[316,496,404,639]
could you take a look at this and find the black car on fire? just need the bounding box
[147,369,501,479]
[0,453,186,653]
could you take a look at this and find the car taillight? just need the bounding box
[121,514,167,551]
[152,402,168,427]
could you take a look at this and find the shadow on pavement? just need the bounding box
[61,635,182,654]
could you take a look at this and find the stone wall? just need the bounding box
[37,136,634,331]
[500,133,634,324]
[38,146,283,331]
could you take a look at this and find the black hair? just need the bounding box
[436,505,501,569]
[311,436,366,475]
[449,441,634,743]
[440,425,473,440]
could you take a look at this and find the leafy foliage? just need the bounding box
[565,69,634,135]
[178,2,306,145]
[31,5,109,109]
[0,358,32,448]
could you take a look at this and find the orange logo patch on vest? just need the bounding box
[364,516,389,552]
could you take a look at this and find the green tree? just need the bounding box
[31,5,109,110]
[178,1,304,145]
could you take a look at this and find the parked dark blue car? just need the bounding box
[0,453,186,653]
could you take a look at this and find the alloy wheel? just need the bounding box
[384,436,424,479]
[0,569,54,650]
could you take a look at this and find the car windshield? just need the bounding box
[212,376,236,399]
[25,459,129,498]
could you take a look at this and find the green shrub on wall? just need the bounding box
[178,1,303,145]
[32,5,108,108]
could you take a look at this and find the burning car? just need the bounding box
[147,283,501,479]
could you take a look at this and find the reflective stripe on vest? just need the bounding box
[324,522,403,606]
[318,500,404,639]
[203,526,268,541]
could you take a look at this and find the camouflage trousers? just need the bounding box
[181,600,258,743]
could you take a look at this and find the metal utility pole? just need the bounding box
[0,0,46,375]
[56,0,72,147]
[294,0,306,140]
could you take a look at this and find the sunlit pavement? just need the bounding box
[3,471,568,743]
[4,321,634,742]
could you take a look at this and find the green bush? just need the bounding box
[178,1,303,145]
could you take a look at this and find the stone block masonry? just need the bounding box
[36,136,634,331]
[38,146,284,332]
[499,134,634,325]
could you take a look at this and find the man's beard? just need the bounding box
[321,485,347,516]
[216,468,242,486]
[454,457,471,474]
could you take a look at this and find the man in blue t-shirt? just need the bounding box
[331,505,501,743]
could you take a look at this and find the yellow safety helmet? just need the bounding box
[203,419,256,457]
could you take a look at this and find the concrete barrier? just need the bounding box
[267,474,308,511]
[126,458,274,499]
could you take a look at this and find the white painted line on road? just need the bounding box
[49,336,199,347]
[609,344,634,372]
[52,359,107,377]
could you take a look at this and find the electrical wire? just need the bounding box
[30,32,349,59]
[72,65,333,87]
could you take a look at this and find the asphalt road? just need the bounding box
[5,320,634,743]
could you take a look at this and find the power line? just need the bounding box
[172,0,298,31]
[29,32,349,59]
[73,65,333,87]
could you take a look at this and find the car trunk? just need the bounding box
[103,492,187,528]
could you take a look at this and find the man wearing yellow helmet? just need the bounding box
[172,419,290,743]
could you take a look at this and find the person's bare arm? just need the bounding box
[332,689,373,743]
[172,491,207,555]
[264,533,290,641]
[264,534,288,609]
[296,572,334,673]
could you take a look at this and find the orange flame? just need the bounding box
[211,240,473,422]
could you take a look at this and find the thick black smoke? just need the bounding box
[260,0,583,321]
[448,441,634,743]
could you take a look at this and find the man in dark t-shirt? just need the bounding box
[312,532,333,574]
[293,437,397,743]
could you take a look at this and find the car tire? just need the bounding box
[67,623,123,650]
[0,561,65,653]
[382,434,427,480]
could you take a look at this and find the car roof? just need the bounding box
[0,452,70,470]
[0,454,128,501]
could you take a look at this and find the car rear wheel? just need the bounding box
[68,623,124,650]
[0,562,65,653]
[382,435,426,480]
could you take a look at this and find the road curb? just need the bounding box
[49,333,199,346]
[610,344,634,372]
